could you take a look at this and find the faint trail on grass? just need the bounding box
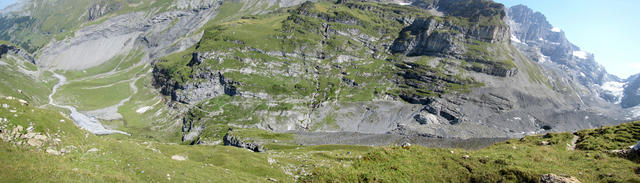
[81,78,135,89]
[84,66,151,121]
[49,73,130,136]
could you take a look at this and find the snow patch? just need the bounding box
[631,106,640,119]
[551,27,562,32]
[510,34,522,43]
[572,51,589,59]
[601,81,625,104]
[536,51,549,63]
[136,106,153,114]
[391,0,411,5]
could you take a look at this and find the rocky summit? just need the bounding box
[0,0,638,182]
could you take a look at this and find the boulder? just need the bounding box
[23,132,37,139]
[223,131,265,152]
[33,134,47,141]
[11,125,24,138]
[540,174,581,183]
[27,138,43,147]
[171,155,187,161]
[414,112,440,125]
[46,149,61,156]
[87,148,99,153]
[401,142,412,148]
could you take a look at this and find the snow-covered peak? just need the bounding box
[551,27,561,32]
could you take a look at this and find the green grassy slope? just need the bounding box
[304,125,640,183]
[1,96,639,182]
[0,53,56,106]
[49,49,179,142]
[0,97,374,182]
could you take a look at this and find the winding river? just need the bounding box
[49,73,130,136]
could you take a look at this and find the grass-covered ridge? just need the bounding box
[0,52,56,106]
[576,121,640,151]
[0,96,373,182]
[304,123,640,182]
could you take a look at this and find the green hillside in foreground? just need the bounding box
[0,96,639,182]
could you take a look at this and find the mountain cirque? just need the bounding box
[1,0,640,182]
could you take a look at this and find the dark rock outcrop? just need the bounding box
[87,1,122,21]
[153,65,238,104]
[0,44,34,64]
[223,129,265,152]
[391,18,466,57]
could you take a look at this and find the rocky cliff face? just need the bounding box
[622,74,640,108]
[0,44,34,64]
[508,5,630,105]
[507,5,621,93]
[37,0,222,70]
[149,0,634,143]
[507,5,575,64]
[506,4,640,125]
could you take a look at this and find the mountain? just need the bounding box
[507,4,640,120]
[1,0,640,182]
[153,0,638,143]
[0,0,637,144]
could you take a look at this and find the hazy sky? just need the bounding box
[495,0,640,79]
[0,0,16,10]
[1,0,638,78]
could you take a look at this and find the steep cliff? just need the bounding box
[507,4,636,117]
